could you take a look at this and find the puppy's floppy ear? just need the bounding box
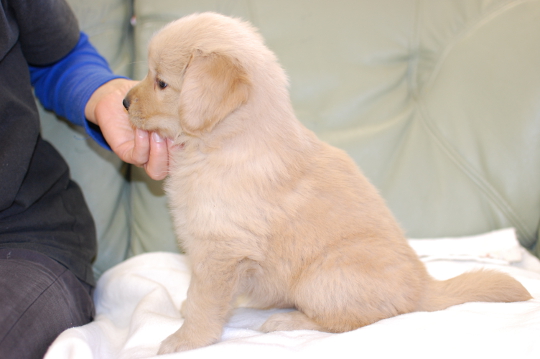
[179,50,250,134]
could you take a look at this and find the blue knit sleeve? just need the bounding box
[29,32,127,150]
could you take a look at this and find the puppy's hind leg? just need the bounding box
[282,242,427,334]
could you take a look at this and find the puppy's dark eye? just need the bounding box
[157,79,168,89]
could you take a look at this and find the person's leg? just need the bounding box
[0,248,95,359]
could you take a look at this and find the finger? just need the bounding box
[130,129,150,166]
[144,132,169,180]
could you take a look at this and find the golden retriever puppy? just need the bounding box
[123,12,532,354]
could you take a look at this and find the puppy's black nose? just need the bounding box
[123,98,130,110]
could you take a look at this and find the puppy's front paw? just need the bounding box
[158,333,204,355]
[157,327,220,355]
[157,334,194,355]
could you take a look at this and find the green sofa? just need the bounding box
[39,0,540,279]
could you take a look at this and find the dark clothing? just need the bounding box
[0,248,94,358]
[0,0,97,286]
[0,0,98,357]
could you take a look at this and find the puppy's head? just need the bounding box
[124,13,252,138]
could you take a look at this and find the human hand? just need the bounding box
[85,78,172,180]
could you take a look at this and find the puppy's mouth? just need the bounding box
[128,115,146,130]
[122,96,145,129]
[122,95,183,139]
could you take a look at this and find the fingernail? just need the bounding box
[152,132,164,143]
[136,129,148,138]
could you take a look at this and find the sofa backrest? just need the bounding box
[40,0,540,277]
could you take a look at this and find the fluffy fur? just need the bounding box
[123,12,532,355]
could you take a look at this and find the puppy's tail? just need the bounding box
[418,269,532,312]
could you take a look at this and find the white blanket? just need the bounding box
[45,229,540,359]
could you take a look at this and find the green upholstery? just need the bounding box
[39,0,540,278]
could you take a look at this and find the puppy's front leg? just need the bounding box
[158,256,241,354]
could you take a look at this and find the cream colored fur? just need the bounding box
[123,12,532,355]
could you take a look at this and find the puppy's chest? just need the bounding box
[166,161,273,239]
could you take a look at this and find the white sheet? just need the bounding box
[45,229,540,359]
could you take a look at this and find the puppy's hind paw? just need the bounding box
[260,310,324,332]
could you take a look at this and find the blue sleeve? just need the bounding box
[29,32,127,150]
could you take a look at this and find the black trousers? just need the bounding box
[0,248,95,359]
